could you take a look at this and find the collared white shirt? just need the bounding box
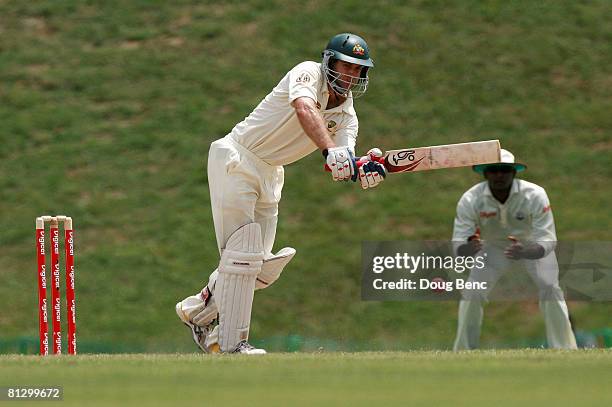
[228,61,359,166]
[452,179,556,255]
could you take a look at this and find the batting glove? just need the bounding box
[358,148,386,189]
[323,146,357,182]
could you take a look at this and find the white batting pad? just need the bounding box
[256,247,296,290]
[176,270,219,327]
[205,325,220,351]
[177,295,208,324]
[217,223,264,352]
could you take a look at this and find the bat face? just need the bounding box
[384,150,426,173]
[382,140,501,173]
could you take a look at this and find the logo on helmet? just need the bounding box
[352,44,365,56]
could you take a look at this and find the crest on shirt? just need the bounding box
[327,120,337,130]
[352,44,365,56]
[296,72,311,83]
[515,211,526,221]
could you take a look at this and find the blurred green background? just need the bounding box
[1,0,610,353]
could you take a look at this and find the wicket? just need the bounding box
[36,215,76,356]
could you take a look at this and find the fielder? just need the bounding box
[176,33,386,354]
[452,149,577,350]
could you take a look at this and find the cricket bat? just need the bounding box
[325,140,501,174]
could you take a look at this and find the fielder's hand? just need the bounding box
[458,228,482,256]
[504,236,524,260]
[323,146,357,182]
[358,148,387,189]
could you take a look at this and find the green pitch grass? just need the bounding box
[1,350,611,406]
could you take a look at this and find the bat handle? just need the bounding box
[324,156,385,172]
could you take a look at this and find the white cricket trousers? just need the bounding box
[453,248,577,350]
[208,136,284,255]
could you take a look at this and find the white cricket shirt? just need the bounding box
[452,179,556,255]
[228,61,359,166]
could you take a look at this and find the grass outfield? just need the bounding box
[1,350,611,406]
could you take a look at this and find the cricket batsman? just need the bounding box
[176,33,386,354]
[452,149,577,350]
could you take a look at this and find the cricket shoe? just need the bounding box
[230,340,267,355]
[175,302,219,353]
